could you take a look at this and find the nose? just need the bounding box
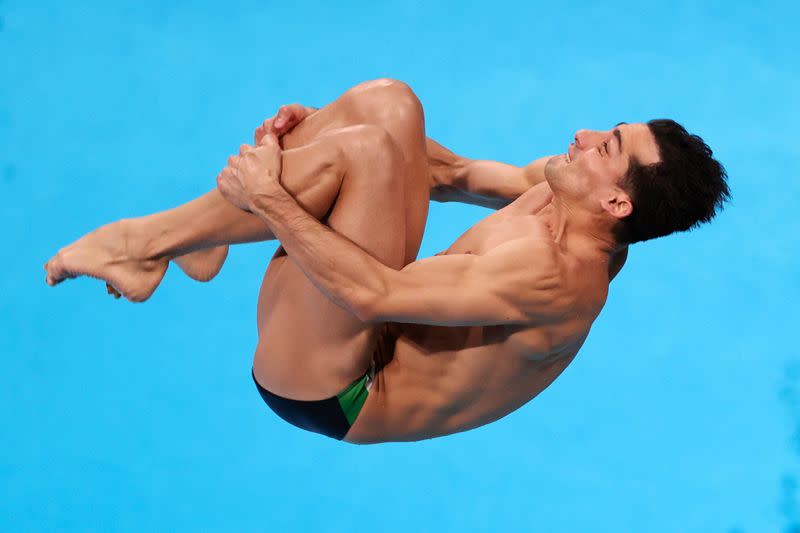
[574,129,589,149]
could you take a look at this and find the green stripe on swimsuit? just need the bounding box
[336,372,370,425]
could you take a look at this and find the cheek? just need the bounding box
[574,158,598,186]
[582,157,618,187]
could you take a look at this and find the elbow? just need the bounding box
[352,299,382,324]
[349,289,386,324]
[449,158,471,189]
[432,158,470,190]
[350,268,397,323]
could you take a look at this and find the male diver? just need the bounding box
[44,79,729,443]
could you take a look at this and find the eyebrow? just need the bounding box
[613,121,627,153]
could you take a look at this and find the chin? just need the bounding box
[544,155,567,184]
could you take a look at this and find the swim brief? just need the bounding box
[251,364,373,440]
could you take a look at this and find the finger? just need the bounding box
[283,103,303,118]
[273,104,303,133]
[227,154,240,167]
[254,119,274,145]
[258,131,280,147]
[274,105,293,129]
[216,172,227,193]
[271,120,288,138]
[239,144,253,155]
[218,166,234,185]
[279,104,304,129]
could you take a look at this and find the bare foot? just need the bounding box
[44,220,168,302]
[173,245,229,282]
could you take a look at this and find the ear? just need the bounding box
[600,189,633,220]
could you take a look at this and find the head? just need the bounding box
[544,119,730,245]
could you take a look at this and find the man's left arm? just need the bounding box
[248,187,558,327]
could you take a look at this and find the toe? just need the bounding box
[44,257,60,285]
[106,283,122,298]
[46,253,65,284]
[43,261,53,285]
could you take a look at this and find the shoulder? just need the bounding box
[505,238,613,322]
[479,238,564,307]
[483,236,559,270]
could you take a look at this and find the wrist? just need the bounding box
[248,182,286,214]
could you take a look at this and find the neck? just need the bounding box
[538,194,619,258]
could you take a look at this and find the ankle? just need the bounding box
[123,217,174,261]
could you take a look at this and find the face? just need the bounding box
[544,122,661,220]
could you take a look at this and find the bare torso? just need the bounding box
[345,183,611,443]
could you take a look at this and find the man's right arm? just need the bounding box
[265,107,553,210]
[427,137,553,209]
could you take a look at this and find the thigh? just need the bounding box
[282,79,430,259]
[253,124,430,400]
[281,78,426,159]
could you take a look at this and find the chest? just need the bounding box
[441,212,549,256]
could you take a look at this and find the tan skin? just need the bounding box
[356,125,658,442]
[44,79,659,443]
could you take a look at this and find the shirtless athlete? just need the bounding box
[43,79,730,443]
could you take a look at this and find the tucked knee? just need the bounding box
[345,125,399,161]
[364,78,420,108]
[346,78,424,129]
[330,125,402,185]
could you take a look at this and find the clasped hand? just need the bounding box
[216,104,310,211]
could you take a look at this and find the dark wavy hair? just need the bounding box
[613,119,730,244]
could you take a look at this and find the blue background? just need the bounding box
[2,1,798,531]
